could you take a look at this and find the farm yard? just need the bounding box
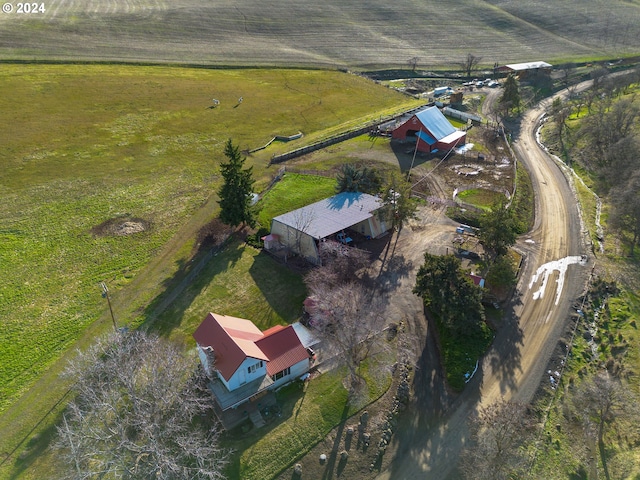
[0,56,524,478]
[0,64,420,479]
[1,0,640,67]
[2,0,640,477]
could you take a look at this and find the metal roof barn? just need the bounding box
[268,191,390,264]
[272,191,383,240]
[392,106,466,154]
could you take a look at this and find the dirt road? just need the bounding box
[375,89,591,479]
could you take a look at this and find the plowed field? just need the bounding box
[1,0,639,67]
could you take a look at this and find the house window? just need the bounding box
[271,367,291,381]
[247,361,263,374]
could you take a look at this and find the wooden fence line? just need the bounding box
[269,104,429,164]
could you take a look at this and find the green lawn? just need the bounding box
[257,173,337,228]
[0,64,417,479]
[436,316,494,392]
[151,238,308,345]
[456,188,504,211]
[228,360,392,480]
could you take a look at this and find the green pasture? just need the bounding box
[456,188,504,211]
[445,115,467,129]
[0,64,417,479]
[257,173,336,229]
[436,315,494,392]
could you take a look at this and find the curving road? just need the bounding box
[376,85,592,479]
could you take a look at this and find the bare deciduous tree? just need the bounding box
[580,96,640,169]
[288,208,315,262]
[610,170,640,254]
[307,282,388,400]
[381,173,419,234]
[459,53,482,79]
[569,370,640,480]
[460,399,535,480]
[304,240,370,289]
[54,331,229,480]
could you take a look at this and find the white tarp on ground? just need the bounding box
[455,143,475,154]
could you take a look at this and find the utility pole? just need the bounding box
[407,128,422,182]
[100,282,117,332]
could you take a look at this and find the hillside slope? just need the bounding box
[1,0,639,67]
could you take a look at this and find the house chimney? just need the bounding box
[202,346,216,379]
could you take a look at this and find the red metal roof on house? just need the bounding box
[193,314,308,381]
[255,325,309,376]
[262,325,286,336]
[470,274,486,288]
[193,313,268,382]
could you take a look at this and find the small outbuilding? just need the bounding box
[470,273,486,288]
[267,191,390,264]
[496,61,552,79]
[392,106,466,154]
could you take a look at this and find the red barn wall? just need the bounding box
[392,115,420,140]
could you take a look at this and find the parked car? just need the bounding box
[459,249,480,260]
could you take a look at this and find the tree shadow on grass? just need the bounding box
[7,405,67,480]
[248,251,308,330]
[321,403,350,480]
[141,234,243,337]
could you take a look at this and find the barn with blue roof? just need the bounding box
[392,106,466,154]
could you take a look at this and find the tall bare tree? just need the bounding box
[307,282,388,400]
[286,208,315,262]
[569,370,639,480]
[580,97,640,169]
[459,53,482,79]
[54,331,229,480]
[381,173,419,233]
[304,240,370,288]
[559,62,577,90]
[550,97,572,159]
[460,399,535,480]
[610,173,640,255]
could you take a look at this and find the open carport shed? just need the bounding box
[268,192,389,264]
